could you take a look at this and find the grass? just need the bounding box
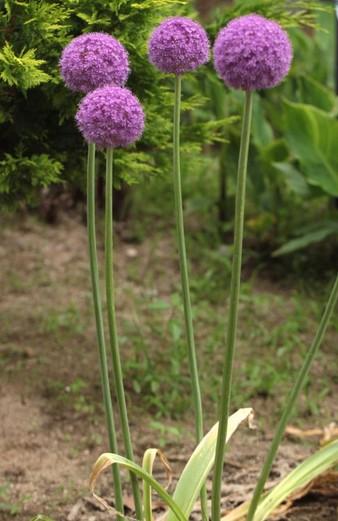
[0,484,29,516]
[120,270,336,421]
[119,169,337,422]
[41,304,86,336]
[43,377,96,415]
[2,291,334,428]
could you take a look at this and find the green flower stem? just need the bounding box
[247,274,338,521]
[173,75,208,521]
[211,90,254,521]
[105,148,143,521]
[86,143,124,519]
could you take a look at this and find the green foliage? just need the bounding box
[203,4,338,254]
[167,409,252,521]
[44,377,95,415]
[273,220,338,256]
[90,410,251,521]
[124,292,191,418]
[41,304,85,336]
[0,152,62,208]
[0,484,29,516]
[149,421,181,448]
[1,0,337,256]
[90,428,338,521]
[283,100,338,196]
[222,440,338,520]
[209,0,328,36]
[1,0,229,207]
[0,43,50,90]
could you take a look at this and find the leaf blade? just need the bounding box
[90,453,186,521]
[221,440,338,521]
[167,408,253,521]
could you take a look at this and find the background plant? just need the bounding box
[201,1,338,255]
[2,0,336,258]
[0,0,227,210]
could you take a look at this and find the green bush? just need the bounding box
[0,0,229,208]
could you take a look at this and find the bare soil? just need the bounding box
[0,214,337,520]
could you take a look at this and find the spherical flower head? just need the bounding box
[148,17,210,75]
[76,86,145,149]
[60,32,130,93]
[213,14,293,91]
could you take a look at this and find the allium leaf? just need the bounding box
[90,453,186,521]
[222,439,338,521]
[167,408,254,521]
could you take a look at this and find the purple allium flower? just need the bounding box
[60,32,129,93]
[148,17,210,75]
[213,14,293,91]
[76,86,145,148]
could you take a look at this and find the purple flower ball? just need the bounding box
[214,14,293,91]
[60,32,130,93]
[76,86,145,149]
[148,17,210,75]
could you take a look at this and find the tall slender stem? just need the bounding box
[211,91,253,521]
[105,148,143,521]
[247,274,338,521]
[86,143,124,518]
[173,75,208,521]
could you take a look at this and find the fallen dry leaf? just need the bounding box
[286,422,338,445]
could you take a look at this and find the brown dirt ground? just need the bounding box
[0,214,337,521]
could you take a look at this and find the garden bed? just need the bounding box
[1,214,337,520]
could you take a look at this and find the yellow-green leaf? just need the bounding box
[222,439,338,521]
[90,453,185,521]
[142,448,172,521]
[167,408,253,521]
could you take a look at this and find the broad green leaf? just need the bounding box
[206,74,228,119]
[273,221,338,256]
[90,453,186,521]
[252,97,273,148]
[254,440,338,520]
[298,76,336,112]
[260,140,289,164]
[167,408,253,521]
[222,440,338,521]
[283,100,338,196]
[272,162,310,197]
